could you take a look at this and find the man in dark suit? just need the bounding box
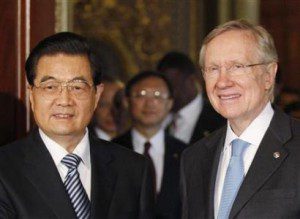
[0,32,154,218]
[157,52,225,144]
[90,76,125,141]
[181,19,300,219]
[113,71,187,219]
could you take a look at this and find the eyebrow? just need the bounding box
[39,76,56,83]
[38,76,90,83]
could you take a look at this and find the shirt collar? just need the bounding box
[39,128,91,169]
[94,127,112,141]
[177,94,203,122]
[224,102,274,149]
[132,128,165,154]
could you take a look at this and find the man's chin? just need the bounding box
[46,127,82,137]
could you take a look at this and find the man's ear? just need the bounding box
[124,96,129,110]
[167,98,174,112]
[28,85,35,112]
[265,62,278,90]
[94,83,104,110]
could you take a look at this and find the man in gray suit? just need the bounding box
[181,19,300,218]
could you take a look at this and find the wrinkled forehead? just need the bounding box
[35,54,93,82]
[204,30,260,64]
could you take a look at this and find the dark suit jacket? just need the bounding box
[189,99,226,144]
[181,109,300,219]
[113,130,187,219]
[0,129,154,219]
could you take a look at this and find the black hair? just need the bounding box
[25,32,102,85]
[125,71,174,98]
[156,51,196,75]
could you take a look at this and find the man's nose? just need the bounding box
[55,85,73,105]
[215,67,233,88]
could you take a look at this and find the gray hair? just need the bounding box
[199,19,278,101]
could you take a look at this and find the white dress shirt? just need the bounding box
[214,102,274,217]
[132,128,165,193]
[94,127,112,141]
[163,94,203,144]
[39,128,91,199]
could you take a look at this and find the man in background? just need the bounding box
[114,71,186,219]
[181,20,300,218]
[92,76,124,141]
[157,51,225,144]
[0,32,154,218]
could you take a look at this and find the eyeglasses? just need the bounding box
[131,89,170,101]
[33,79,94,100]
[202,62,270,79]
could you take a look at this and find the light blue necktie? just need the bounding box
[217,139,250,219]
[61,153,91,219]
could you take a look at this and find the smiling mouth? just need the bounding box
[143,111,157,115]
[219,94,241,100]
[52,114,74,119]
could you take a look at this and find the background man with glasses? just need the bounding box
[0,32,154,218]
[113,71,187,218]
[181,20,300,218]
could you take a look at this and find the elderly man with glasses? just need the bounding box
[180,20,300,219]
[0,32,154,218]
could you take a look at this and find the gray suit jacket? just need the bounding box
[0,130,154,219]
[181,109,300,219]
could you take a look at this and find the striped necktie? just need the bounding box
[217,139,250,219]
[61,153,91,219]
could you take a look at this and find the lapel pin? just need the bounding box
[273,152,280,159]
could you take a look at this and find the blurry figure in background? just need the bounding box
[113,71,187,219]
[91,76,124,141]
[0,92,26,146]
[112,87,131,135]
[284,101,300,119]
[157,51,225,144]
[277,87,300,110]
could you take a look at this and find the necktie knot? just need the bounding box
[61,153,81,169]
[231,139,250,157]
[144,142,151,155]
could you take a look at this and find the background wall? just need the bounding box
[0,0,55,144]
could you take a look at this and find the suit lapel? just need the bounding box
[207,129,226,219]
[90,135,117,218]
[156,135,180,204]
[22,130,76,218]
[230,110,292,218]
[115,130,133,150]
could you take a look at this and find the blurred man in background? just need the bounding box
[114,71,186,219]
[157,51,225,144]
[91,76,124,141]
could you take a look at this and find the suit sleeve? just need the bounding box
[138,158,155,219]
[0,179,16,218]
